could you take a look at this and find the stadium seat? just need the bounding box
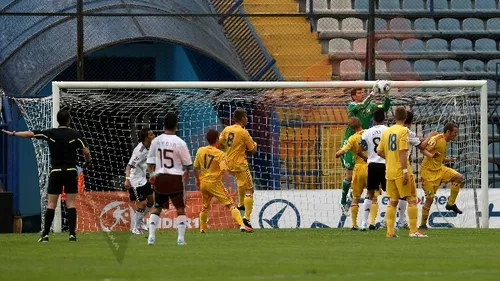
[451,0,472,10]
[376,60,389,76]
[438,18,460,31]
[317,18,340,32]
[438,59,460,72]
[414,59,436,73]
[463,59,485,72]
[476,0,496,10]
[379,0,400,9]
[342,17,364,31]
[451,38,473,52]
[390,18,412,31]
[328,38,351,54]
[415,18,437,31]
[488,142,500,159]
[375,18,388,31]
[331,0,352,10]
[340,59,363,78]
[489,124,499,138]
[389,60,412,73]
[427,38,448,51]
[463,18,485,32]
[403,0,425,10]
[487,59,500,73]
[377,38,400,53]
[487,79,497,93]
[432,0,449,10]
[306,0,329,12]
[487,18,500,31]
[475,38,497,52]
[489,182,500,188]
[402,39,425,53]
[354,0,369,10]
[353,38,367,55]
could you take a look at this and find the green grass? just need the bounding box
[1,229,499,281]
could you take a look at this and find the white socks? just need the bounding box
[177,215,187,242]
[148,213,160,238]
[363,199,372,227]
[398,199,407,224]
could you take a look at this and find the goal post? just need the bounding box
[13,80,491,232]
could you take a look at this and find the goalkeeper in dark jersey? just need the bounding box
[339,81,391,215]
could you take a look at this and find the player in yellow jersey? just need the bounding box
[194,129,253,233]
[219,108,257,230]
[335,117,367,230]
[377,107,427,238]
[419,123,463,229]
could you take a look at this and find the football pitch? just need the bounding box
[0,229,499,281]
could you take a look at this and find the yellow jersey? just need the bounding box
[421,133,448,171]
[378,124,412,180]
[220,124,256,171]
[194,145,228,183]
[341,130,366,165]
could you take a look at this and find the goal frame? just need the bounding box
[51,80,490,230]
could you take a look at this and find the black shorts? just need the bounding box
[367,163,386,192]
[154,191,185,210]
[129,181,153,202]
[48,168,78,195]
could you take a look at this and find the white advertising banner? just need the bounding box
[250,189,500,228]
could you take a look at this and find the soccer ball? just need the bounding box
[373,80,391,95]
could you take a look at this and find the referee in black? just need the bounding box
[3,109,90,242]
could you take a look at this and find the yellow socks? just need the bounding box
[369,200,378,226]
[238,187,246,207]
[351,204,359,228]
[200,211,208,231]
[408,205,418,233]
[231,207,244,226]
[448,182,460,205]
[244,194,254,219]
[421,206,430,227]
[386,205,396,235]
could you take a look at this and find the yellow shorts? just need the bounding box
[231,169,253,191]
[352,164,368,198]
[421,166,459,198]
[200,181,232,209]
[386,175,416,202]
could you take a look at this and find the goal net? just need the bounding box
[11,81,489,232]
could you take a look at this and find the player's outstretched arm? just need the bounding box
[124,165,132,189]
[193,168,200,189]
[2,129,34,138]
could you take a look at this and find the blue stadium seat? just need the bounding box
[487,18,500,31]
[375,18,388,31]
[451,0,472,10]
[328,38,351,54]
[463,18,485,32]
[389,60,412,73]
[488,142,500,159]
[402,39,425,52]
[427,38,448,51]
[390,18,412,31]
[489,163,499,182]
[432,0,449,10]
[489,123,499,138]
[379,0,400,9]
[414,59,436,73]
[415,18,437,31]
[354,0,368,10]
[487,59,500,73]
[317,18,340,32]
[451,38,473,51]
[487,79,498,94]
[489,182,500,188]
[476,0,496,10]
[403,0,425,10]
[331,0,353,10]
[439,18,460,31]
[438,59,460,72]
[463,59,484,72]
[342,17,364,31]
[377,38,400,53]
[475,38,497,52]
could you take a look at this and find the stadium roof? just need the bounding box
[0,0,248,96]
